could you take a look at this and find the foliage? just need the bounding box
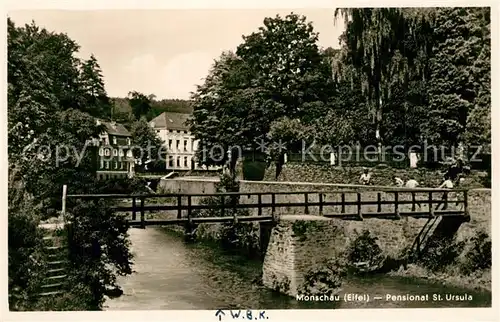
[127,91,153,120]
[460,231,491,274]
[65,201,133,309]
[347,230,385,273]
[423,8,491,147]
[129,119,165,169]
[8,170,47,310]
[8,18,134,310]
[418,236,465,272]
[189,14,334,166]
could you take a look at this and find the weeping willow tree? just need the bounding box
[333,8,435,147]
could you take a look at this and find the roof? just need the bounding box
[149,112,190,131]
[97,120,131,137]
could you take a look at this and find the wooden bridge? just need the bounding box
[65,188,470,229]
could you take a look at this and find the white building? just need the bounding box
[149,112,202,171]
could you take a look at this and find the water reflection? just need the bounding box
[105,228,491,310]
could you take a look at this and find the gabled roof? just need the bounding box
[97,120,131,137]
[150,112,190,131]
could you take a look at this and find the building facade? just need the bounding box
[149,112,200,171]
[93,120,135,180]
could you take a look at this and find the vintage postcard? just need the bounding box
[3,0,498,321]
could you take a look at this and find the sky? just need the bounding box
[8,9,345,100]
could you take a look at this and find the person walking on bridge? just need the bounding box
[405,178,421,209]
[436,174,454,211]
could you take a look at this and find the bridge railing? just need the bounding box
[66,188,469,228]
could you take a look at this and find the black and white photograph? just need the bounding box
[4,1,496,320]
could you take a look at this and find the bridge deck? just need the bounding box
[66,188,470,229]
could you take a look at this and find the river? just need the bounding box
[104,227,491,310]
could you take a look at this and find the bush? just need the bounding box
[418,237,465,272]
[461,232,491,274]
[66,200,133,309]
[347,230,385,273]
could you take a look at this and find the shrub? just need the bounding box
[461,232,491,274]
[418,236,465,272]
[66,200,133,309]
[347,230,385,273]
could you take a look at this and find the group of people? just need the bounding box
[359,169,421,188]
[358,156,468,190]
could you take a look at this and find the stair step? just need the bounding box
[39,291,64,297]
[47,253,65,259]
[46,274,67,281]
[41,282,64,289]
[47,261,66,266]
[47,268,66,276]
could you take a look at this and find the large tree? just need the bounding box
[334,8,435,146]
[8,18,133,310]
[129,119,165,169]
[127,91,153,120]
[423,7,490,148]
[189,14,335,167]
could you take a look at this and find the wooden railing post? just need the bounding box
[394,191,401,219]
[429,192,435,217]
[220,195,225,217]
[411,192,416,212]
[463,190,468,216]
[319,193,323,215]
[187,195,192,220]
[257,194,262,216]
[132,197,137,221]
[177,196,182,219]
[271,193,276,215]
[304,193,309,214]
[61,185,67,217]
[341,193,346,214]
[357,193,363,220]
[140,197,145,229]
[377,192,382,212]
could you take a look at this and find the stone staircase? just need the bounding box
[38,222,69,297]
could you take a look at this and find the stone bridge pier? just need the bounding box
[261,214,468,297]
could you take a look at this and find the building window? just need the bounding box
[113,136,117,144]
[168,156,174,167]
[176,140,180,150]
[120,162,124,170]
[99,148,104,156]
[119,149,124,157]
[114,161,118,169]
[184,156,188,167]
[105,149,110,156]
[105,161,110,169]
[176,157,181,167]
[168,140,173,150]
[156,130,160,133]
[127,138,131,145]
[112,149,117,156]
[184,140,188,152]
[100,159,104,168]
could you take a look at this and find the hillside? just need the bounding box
[111,97,193,122]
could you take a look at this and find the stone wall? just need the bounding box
[263,163,489,188]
